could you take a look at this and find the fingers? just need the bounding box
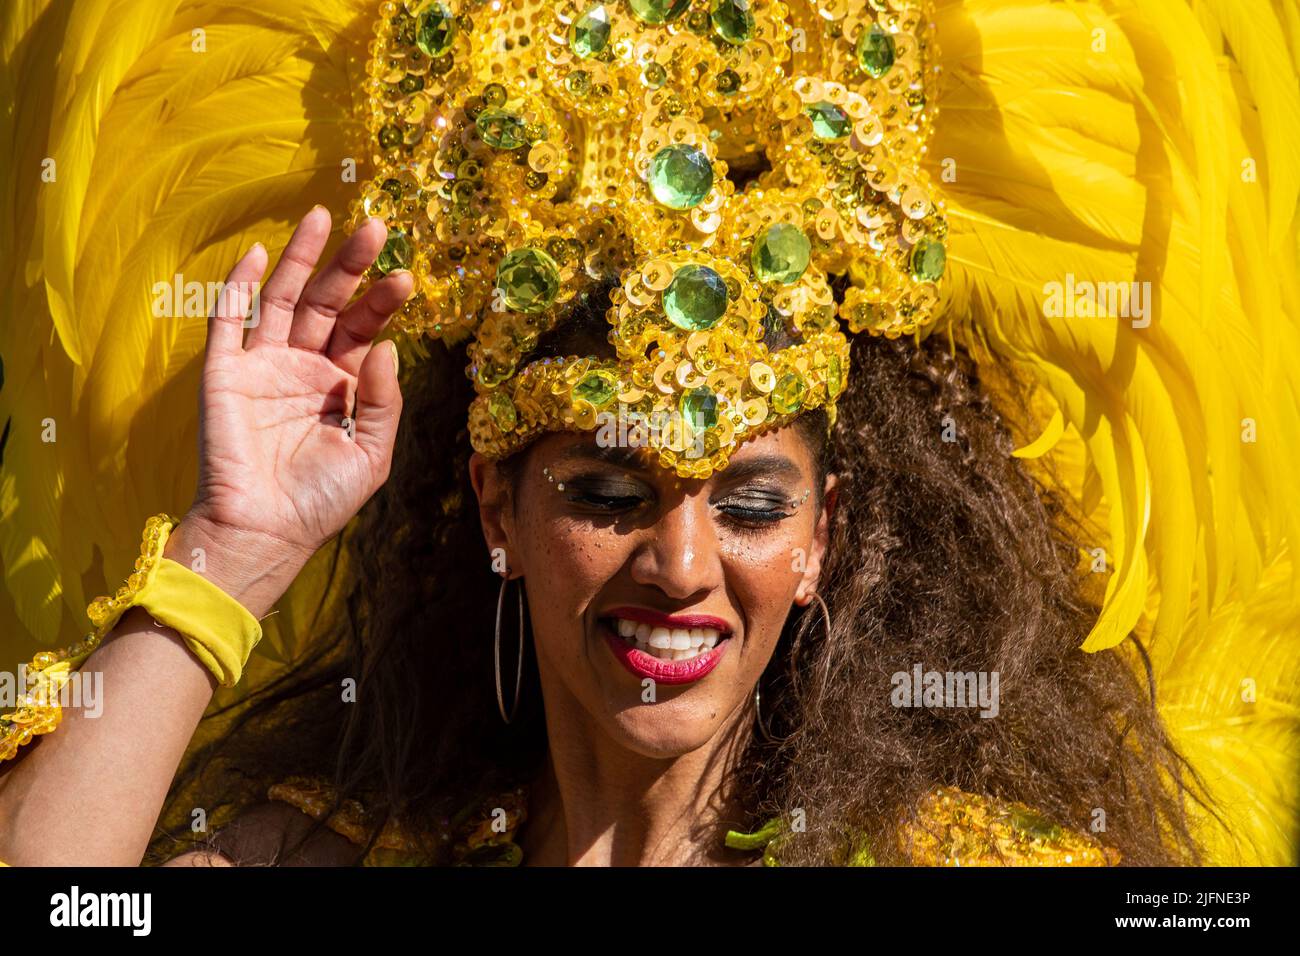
[206,244,268,356]
[353,340,403,470]
[286,217,389,353]
[245,206,332,348]
[324,270,414,376]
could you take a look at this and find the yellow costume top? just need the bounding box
[1,0,1298,865]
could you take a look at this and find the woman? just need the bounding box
[0,0,1295,866]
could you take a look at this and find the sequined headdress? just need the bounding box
[353,0,946,477]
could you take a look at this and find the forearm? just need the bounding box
[0,607,218,865]
[0,518,307,866]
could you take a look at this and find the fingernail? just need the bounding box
[247,241,265,257]
[389,341,400,377]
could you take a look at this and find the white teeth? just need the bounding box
[610,618,726,662]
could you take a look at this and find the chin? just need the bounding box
[604,695,733,758]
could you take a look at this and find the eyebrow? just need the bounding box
[712,453,803,486]
[558,442,655,471]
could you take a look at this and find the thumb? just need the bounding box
[354,340,402,471]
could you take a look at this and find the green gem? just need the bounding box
[573,370,618,408]
[488,392,518,432]
[569,4,611,58]
[415,3,457,58]
[496,248,561,313]
[751,223,811,284]
[663,265,728,331]
[716,69,740,95]
[648,144,713,210]
[856,24,896,78]
[805,101,851,140]
[628,0,691,25]
[378,124,403,149]
[710,0,754,44]
[827,354,843,397]
[476,107,528,149]
[1009,809,1063,843]
[771,373,806,415]
[910,238,946,282]
[376,230,412,274]
[681,386,719,431]
[642,62,667,88]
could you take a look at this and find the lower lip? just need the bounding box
[601,624,730,685]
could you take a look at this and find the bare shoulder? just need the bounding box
[162,801,361,867]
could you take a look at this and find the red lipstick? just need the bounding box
[599,607,734,685]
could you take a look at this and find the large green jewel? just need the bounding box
[476,107,528,149]
[488,392,518,432]
[415,3,457,58]
[710,0,754,44]
[771,373,807,415]
[628,0,691,24]
[376,229,412,274]
[805,101,851,140]
[570,4,611,58]
[910,238,946,282]
[573,369,618,408]
[648,144,713,210]
[681,386,719,431]
[663,265,728,331]
[751,223,811,284]
[496,248,561,313]
[856,24,896,78]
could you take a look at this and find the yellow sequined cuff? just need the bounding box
[1,514,263,765]
[86,515,263,688]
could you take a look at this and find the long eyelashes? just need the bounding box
[559,480,795,528]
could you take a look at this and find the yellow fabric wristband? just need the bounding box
[87,515,263,688]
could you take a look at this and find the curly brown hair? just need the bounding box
[155,291,1209,866]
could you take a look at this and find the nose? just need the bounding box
[627,491,722,602]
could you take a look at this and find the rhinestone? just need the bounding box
[771,373,806,414]
[573,369,618,408]
[476,107,528,149]
[751,223,811,284]
[569,4,612,58]
[663,264,728,331]
[415,3,457,58]
[805,101,851,140]
[681,386,719,431]
[376,229,412,274]
[488,392,518,431]
[910,238,946,282]
[648,144,713,210]
[496,248,561,313]
[628,0,691,25]
[856,24,896,78]
[710,0,754,44]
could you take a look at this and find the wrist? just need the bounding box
[163,513,315,619]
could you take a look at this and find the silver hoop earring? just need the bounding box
[754,592,832,744]
[495,575,525,724]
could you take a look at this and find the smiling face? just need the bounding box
[470,421,835,759]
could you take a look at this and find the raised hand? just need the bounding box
[169,206,414,615]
